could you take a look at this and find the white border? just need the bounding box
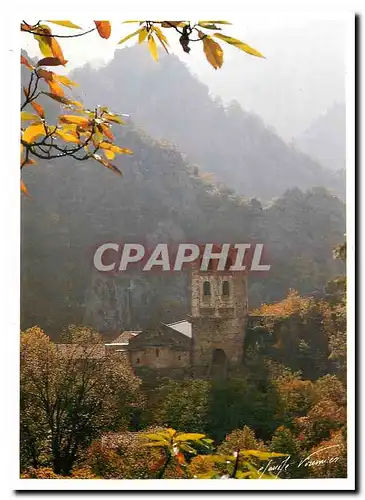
[1,0,357,495]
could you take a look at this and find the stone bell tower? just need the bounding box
[189,245,248,377]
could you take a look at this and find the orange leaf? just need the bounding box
[37,57,64,67]
[21,23,33,32]
[21,55,34,70]
[23,158,36,166]
[30,101,45,118]
[43,92,81,108]
[99,123,114,141]
[37,69,55,82]
[94,21,111,39]
[50,37,67,65]
[21,180,29,196]
[176,452,186,465]
[48,80,65,97]
[161,21,185,28]
[150,457,166,471]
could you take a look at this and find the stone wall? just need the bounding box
[190,266,248,374]
[129,346,190,369]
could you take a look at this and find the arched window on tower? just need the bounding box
[203,281,211,296]
[222,281,230,297]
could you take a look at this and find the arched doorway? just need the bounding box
[209,348,228,378]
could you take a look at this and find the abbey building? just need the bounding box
[105,248,249,377]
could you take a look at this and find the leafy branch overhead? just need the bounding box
[20,20,264,194]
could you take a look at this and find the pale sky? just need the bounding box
[22,15,347,140]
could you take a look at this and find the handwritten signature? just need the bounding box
[258,445,341,478]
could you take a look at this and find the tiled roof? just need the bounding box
[112,331,141,344]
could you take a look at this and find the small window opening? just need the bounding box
[203,281,211,296]
[156,348,160,357]
[222,281,230,296]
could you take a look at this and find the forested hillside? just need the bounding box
[21,121,345,336]
[21,49,345,337]
[70,45,345,200]
[295,102,346,172]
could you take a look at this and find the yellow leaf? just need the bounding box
[59,115,90,127]
[22,123,46,143]
[153,26,169,44]
[21,112,41,122]
[138,27,148,44]
[214,33,265,58]
[21,180,29,196]
[175,433,206,442]
[94,21,111,39]
[148,34,158,61]
[103,113,125,124]
[200,33,223,69]
[99,142,132,155]
[117,148,133,155]
[34,35,53,58]
[118,28,142,44]
[153,26,169,53]
[56,75,78,88]
[55,129,79,143]
[198,20,232,25]
[47,21,82,29]
[144,442,168,447]
[104,149,115,160]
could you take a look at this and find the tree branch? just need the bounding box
[21,21,96,39]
